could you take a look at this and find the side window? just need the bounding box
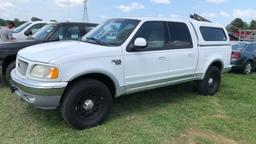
[133,21,165,50]
[81,25,95,36]
[27,23,46,34]
[166,22,193,49]
[51,25,80,40]
[200,27,227,41]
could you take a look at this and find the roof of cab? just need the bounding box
[53,22,98,25]
[110,17,225,28]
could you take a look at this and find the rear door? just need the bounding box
[165,21,198,79]
[247,44,256,66]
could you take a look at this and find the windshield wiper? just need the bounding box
[86,37,104,45]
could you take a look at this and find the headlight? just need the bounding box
[30,65,59,80]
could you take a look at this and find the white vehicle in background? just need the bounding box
[11,18,232,129]
[13,21,54,39]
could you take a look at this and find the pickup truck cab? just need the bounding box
[0,22,97,83]
[13,21,54,39]
[11,18,232,129]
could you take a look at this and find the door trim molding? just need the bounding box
[125,74,195,94]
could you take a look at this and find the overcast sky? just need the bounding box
[0,0,256,25]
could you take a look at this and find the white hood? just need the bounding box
[18,41,121,63]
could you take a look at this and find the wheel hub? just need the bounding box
[208,78,214,86]
[245,64,252,74]
[83,99,94,110]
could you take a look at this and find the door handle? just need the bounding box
[158,57,166,60]
[188,53,193,56]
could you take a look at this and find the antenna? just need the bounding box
[82,0,89,22]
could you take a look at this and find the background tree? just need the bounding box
[0,19,5,26]
[249,20,256,30]
[227,18,249,33]
[0,18,26,27]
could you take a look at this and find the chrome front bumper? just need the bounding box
[10,70,68,110]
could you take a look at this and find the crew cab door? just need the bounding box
[123,21,169,93]
[165,22,198,79]
[48,24,81,41]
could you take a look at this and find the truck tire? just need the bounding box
[242,61,253,75]
[3,61,16,85]
[60,79,113,129]
[196,66,221,96]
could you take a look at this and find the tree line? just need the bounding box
[227,18,256,33]
[0,17,43,27]
[1,17,255,33]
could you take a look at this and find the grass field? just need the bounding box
[0,73,256,144]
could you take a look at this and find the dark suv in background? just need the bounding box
[0,22,97,83]
[231,42,256,74]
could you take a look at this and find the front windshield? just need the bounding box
[31,24,56,40]
[232,43,247,51]
[82,19,140,46]
[13,22,31,33]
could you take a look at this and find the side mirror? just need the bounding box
[24,30,33,36]
[134,38,147,48]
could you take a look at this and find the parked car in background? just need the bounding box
[0,22,97,83]
[231,42,256,74]
[10,18,231,129]
[12,21,54,39]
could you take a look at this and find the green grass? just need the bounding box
[1,73,256,144]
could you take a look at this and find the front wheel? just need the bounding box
[196,66,221,96]
[3,61,16,85]
[60,79,113,129]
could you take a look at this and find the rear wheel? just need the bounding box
[242,61,253,75]
[60,79,113,129]
[196,66,221,96]
[3,61,16,85]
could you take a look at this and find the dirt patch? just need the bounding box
[170,128,238,144]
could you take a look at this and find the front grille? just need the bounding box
[17,59,28,76]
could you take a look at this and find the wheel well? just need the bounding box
[210,61,223,71]
[246,59,254,64]
[245,59,254,67]
[64,73,116,97]
[2,55,16,75]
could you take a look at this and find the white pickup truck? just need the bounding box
[11,18,231,129]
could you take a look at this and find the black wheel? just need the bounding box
[3,61,16,85]
[60,79,113,129]
[196,66,221,96]
[242,61,253,75]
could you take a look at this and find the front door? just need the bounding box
[123,21,169,93]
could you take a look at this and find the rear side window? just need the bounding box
[200,27,227,41]
[51,25,80,40]
[166,22,193,49]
